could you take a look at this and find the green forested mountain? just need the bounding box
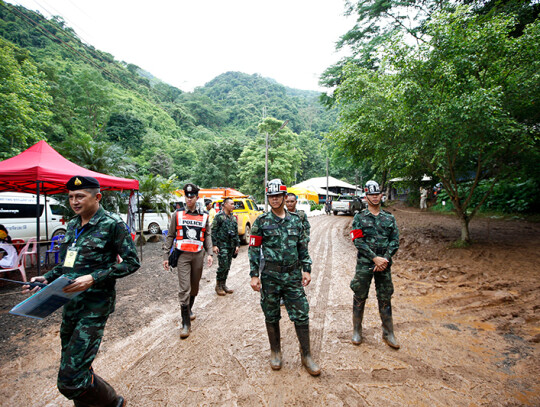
[0,1,338,199]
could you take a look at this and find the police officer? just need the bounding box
[212,197,240,296]
[349,180,400,349]
[163,183,213,339]
[24,176,140,406]
[285,192,311,241]
[249,179,321,376]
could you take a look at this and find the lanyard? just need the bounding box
[72,226,85,247]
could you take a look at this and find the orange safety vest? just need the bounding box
[175,210,208,253]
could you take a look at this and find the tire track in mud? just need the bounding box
[308,215,348,358]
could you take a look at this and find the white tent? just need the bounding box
[389,175,432,182]
[293,176,359,196]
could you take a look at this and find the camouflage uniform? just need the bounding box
[295,209,311,242]
[350,208,399,301]
[211,210,240,282]
[43,207,140,399]
[248,211,312,324]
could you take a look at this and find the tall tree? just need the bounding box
[137,173,179,242]
[193,137,244,188]
[331,7,539,242]
[105,112,145,152]
[238,118,303,200]
[64,66,113,138]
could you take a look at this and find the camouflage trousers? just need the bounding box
[57,314,109,399]
[260,267,309,325]
[216,247,234,282]
[350,262,394,302]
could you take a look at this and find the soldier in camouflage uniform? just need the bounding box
[249,179,320,376]
[25,176,140,407]
[285,192,311,242]
[212,197,240,295]
[349,180,400,349]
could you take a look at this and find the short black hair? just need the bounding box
[223,197,233,205]
[286,193,297,200]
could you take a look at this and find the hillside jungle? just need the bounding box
[0,1,349,205]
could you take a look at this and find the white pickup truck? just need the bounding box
[331,196,364,216]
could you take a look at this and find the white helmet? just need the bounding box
[365,180,381,195]
[266,179,287,196]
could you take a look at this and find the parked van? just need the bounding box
[0,192,68,241]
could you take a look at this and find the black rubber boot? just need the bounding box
[189,295,196,321]
[265,322,282,370]
[215,281,226,296]
[180,304,191,339]
[294,324,321,376]
[378,300,400,349]
[72,373,125,407]
[352,296,366,345]
[222,280,234,294]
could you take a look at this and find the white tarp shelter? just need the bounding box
[389,175,432,182]
[293,176,359,197]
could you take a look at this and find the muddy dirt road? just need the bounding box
[0,204,539,406]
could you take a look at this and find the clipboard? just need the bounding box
[9,275,82,319]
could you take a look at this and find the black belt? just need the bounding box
[358,247,386,258]
[264,261,299,273]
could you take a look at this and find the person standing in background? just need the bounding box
[420,187,428,210]
[285,193,311,242]
[206,199,217,225]
[212,197,240,296]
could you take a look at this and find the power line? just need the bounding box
[3,2,130,87]
[31,0,96,46]
[2,2,177,103]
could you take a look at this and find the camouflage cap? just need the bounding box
[66,176,100,191]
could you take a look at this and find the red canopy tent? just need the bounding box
[0,140,138,194]
[0,141,140,274]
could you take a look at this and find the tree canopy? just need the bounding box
[330,5,540,241]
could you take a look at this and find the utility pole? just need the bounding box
[326,156,329,204]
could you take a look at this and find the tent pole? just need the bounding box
[44,189,49,241]
[137,192,142,262]
[36,181,41,275]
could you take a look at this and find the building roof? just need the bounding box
[293,176,358,196]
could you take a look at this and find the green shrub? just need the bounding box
[431,177,538,214]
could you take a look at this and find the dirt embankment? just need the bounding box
[0,203,538,406]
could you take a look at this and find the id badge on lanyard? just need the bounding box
[64,226,85,269]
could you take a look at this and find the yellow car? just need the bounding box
[212,197,262,244]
